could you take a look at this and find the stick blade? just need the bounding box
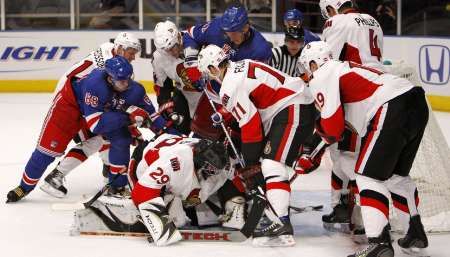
[51,202,86,211]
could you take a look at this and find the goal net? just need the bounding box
[384,60,450,233]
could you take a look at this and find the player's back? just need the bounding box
[323,11,384,70]
[221,59,313,132]
[310,60,413,136]
[54,42,114,93]
[136,135,201,199]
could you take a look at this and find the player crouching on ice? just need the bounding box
[197,44,316,246]
[6,56,177,203]
[298,41,429,257]
[129,134,238,246]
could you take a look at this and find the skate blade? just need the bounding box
[323,222,350,234]
[351,233,368,244]
[40,183,66,198]
[400,247,430,257]
[252,235,296,247]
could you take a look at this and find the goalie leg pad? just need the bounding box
[138,197,182,246]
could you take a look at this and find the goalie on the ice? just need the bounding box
[128,134,243,246]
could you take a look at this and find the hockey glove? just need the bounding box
[315,119,341,145]
[210,106,233,127]
[236,164,265,196]
[126,106,151,128]
[158,101,184,126]
[293,144,325,174]
[128,124,143,146]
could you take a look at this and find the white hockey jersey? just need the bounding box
[135,134,231,203]
[219,59,314,144]
[152,49,202,118]
[322,10,384,70]
[54,42,115,93]
[309,60,413,140]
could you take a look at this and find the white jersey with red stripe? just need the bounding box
[54,42,115,93]
[152,49,202,117]
[322,10,384,71]
[309,60,413,140]
[219,59,313,144]
[135,134,231,202]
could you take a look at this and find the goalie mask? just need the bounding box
[193,139,229,179]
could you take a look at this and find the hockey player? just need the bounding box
[282,9,321,44]
[318,0,385,235]
[197,45,316,246]
[298,41,429,257]
[152,20,203,135]
[39,32,142,198]
[6,56,176,203]
[270,26,306,77]
[319,0,384,70]
[130,134,239,246]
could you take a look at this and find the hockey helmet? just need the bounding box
[319,0,352,19]
[154,20,180,50]
[285,26,305,41]
[220,5,248,32]
[299,41,333,74]
[197,44,229,75]
[105,55,133,81]
[114,32,141,52]
[193,139,229,179]
[283,9,304,23]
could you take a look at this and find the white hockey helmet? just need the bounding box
[114,32,141,52]
[154,20,180,50]
[197,44,229,76]
[299,41,333,74]
[319,0,352,19]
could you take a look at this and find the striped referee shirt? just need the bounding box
[269,45,301,77]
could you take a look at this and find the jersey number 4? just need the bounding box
[369,29,382,61]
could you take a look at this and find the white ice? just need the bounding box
[1,94,449,257]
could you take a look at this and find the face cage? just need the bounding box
[197,161,219,179]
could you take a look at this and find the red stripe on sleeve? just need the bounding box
[241,112,264,143]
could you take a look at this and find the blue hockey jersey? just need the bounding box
[71,69,166,135]
[304,28,321,44]
[183,17,272,63]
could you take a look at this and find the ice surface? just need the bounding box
[1,94,449,257]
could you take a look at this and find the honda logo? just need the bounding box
[418,45,450,85]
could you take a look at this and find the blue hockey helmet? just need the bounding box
[220,6,248,32]
[105,55,133,81]
[283,9,304,22]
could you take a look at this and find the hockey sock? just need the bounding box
[20,149,55,191]
[57,147,87,176]
[356,175,390,238]
[262,159,290,217]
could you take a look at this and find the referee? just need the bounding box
[269,26,305,77]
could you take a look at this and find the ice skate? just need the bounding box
[322,194,351,233]
[348,225,393,257]
[40,169,67,198]
[398,215,429,256]
[6,185,30,203]
[252,216,295,247]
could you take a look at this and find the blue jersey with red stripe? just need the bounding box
[72,68,165,135]
[183,17,272,63]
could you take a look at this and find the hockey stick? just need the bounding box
[51,136,159,211]
[76,229,248,242]
[289,204,323,214]
[289,140,327,184]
